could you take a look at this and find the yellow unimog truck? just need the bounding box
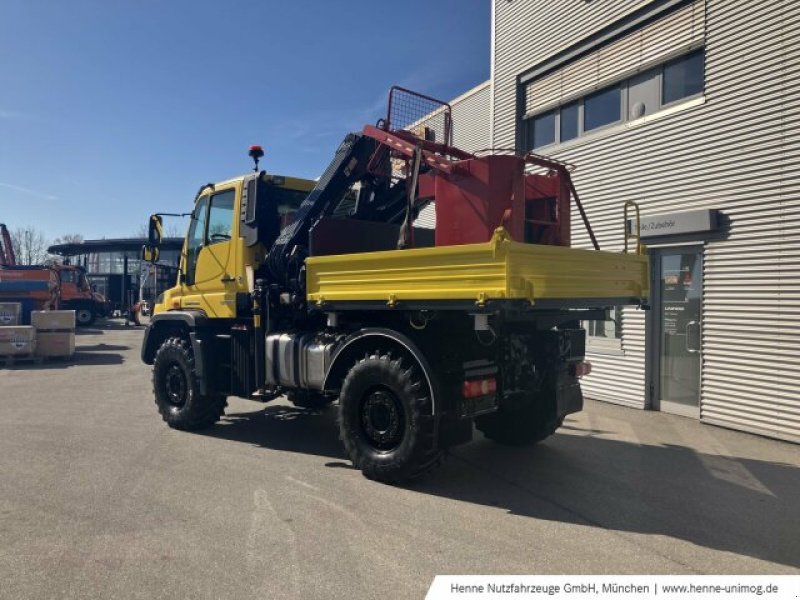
[141,88,648,483]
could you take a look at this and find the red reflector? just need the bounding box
[573,361,592,378]
[463,377,497,398]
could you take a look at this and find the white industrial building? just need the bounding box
[435,0,799,443]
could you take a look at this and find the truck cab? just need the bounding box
[153,173,315,318]
[54,264,108,326]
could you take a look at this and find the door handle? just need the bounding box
[220,275,235,283]
[685,320,701,354]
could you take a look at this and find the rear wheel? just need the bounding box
[475,399,562,446]
[338,350,442,483]
[152,337,226,430]
[75,307,96,327]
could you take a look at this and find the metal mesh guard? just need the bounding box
[387,86,451,145]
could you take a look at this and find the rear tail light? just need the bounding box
[572,361,592,378]
[463,377,497,398]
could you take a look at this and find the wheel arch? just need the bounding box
[141,310,207,365]
[323,328,439,415]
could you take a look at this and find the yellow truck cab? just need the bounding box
[153,173,315,318]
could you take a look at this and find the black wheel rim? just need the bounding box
[165,364,188,408]
[360,387,405,451]
[77,310,91,323]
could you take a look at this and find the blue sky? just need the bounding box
[0,0,489,242]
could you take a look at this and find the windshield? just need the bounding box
[59,269,77,285]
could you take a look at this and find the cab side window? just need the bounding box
[207,190,235,244]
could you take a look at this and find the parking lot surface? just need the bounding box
[1,323,798,599]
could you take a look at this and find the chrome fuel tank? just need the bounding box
[265,332,339,390]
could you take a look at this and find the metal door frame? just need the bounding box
[646,244,704,418]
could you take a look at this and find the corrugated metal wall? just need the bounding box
[493,0,650,150]
[451,82,492,151]
[415,82,491,230]
[493,0,800,442]
[525,1,705,114]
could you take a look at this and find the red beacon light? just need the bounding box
[248,145,265,172]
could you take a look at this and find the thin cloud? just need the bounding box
[0,182,57,201]
[272,64,468,153]
[0,109,30,120]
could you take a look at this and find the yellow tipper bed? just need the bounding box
[306,228,649,308]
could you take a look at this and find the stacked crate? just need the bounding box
[0,302,36,359]
[32,310,76,358]
[0,304,76,361]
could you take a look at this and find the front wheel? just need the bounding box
[338,350,443,483]
[152,337,226,430]
[75,307,96,327]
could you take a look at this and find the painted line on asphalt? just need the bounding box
[285,475,319,491]
[247,488,301,597]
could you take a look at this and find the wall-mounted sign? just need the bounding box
[627,209,718,239]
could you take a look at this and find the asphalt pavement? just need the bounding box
[1,322,798,599]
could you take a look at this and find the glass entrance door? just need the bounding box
[654,247,703,417]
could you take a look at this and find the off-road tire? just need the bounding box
[475,402,563,446]
[75,307,96,327]
[152,336,226,430]
[338,350,443,484]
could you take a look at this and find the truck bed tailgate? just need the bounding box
[306,229,649,309]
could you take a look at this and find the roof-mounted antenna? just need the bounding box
[248,145,264,173]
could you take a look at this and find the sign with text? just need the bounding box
[628,209,718,239]
[427,575,799,599]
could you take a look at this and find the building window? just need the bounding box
[662,49,704,105]
[584,85,622,132]
[586,310,621,339]
[524,48,705,151]
[584,308,623,352]
[530,110,556,149]
[560,101,579,142]
[627,68,659,119]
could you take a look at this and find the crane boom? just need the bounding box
[0,223,16,266]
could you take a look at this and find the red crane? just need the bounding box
[0,223,16,266]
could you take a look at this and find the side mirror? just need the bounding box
[241,173,281,247]
[148,214,163,246]
[141,245,160,263]
[243,177,259,226]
